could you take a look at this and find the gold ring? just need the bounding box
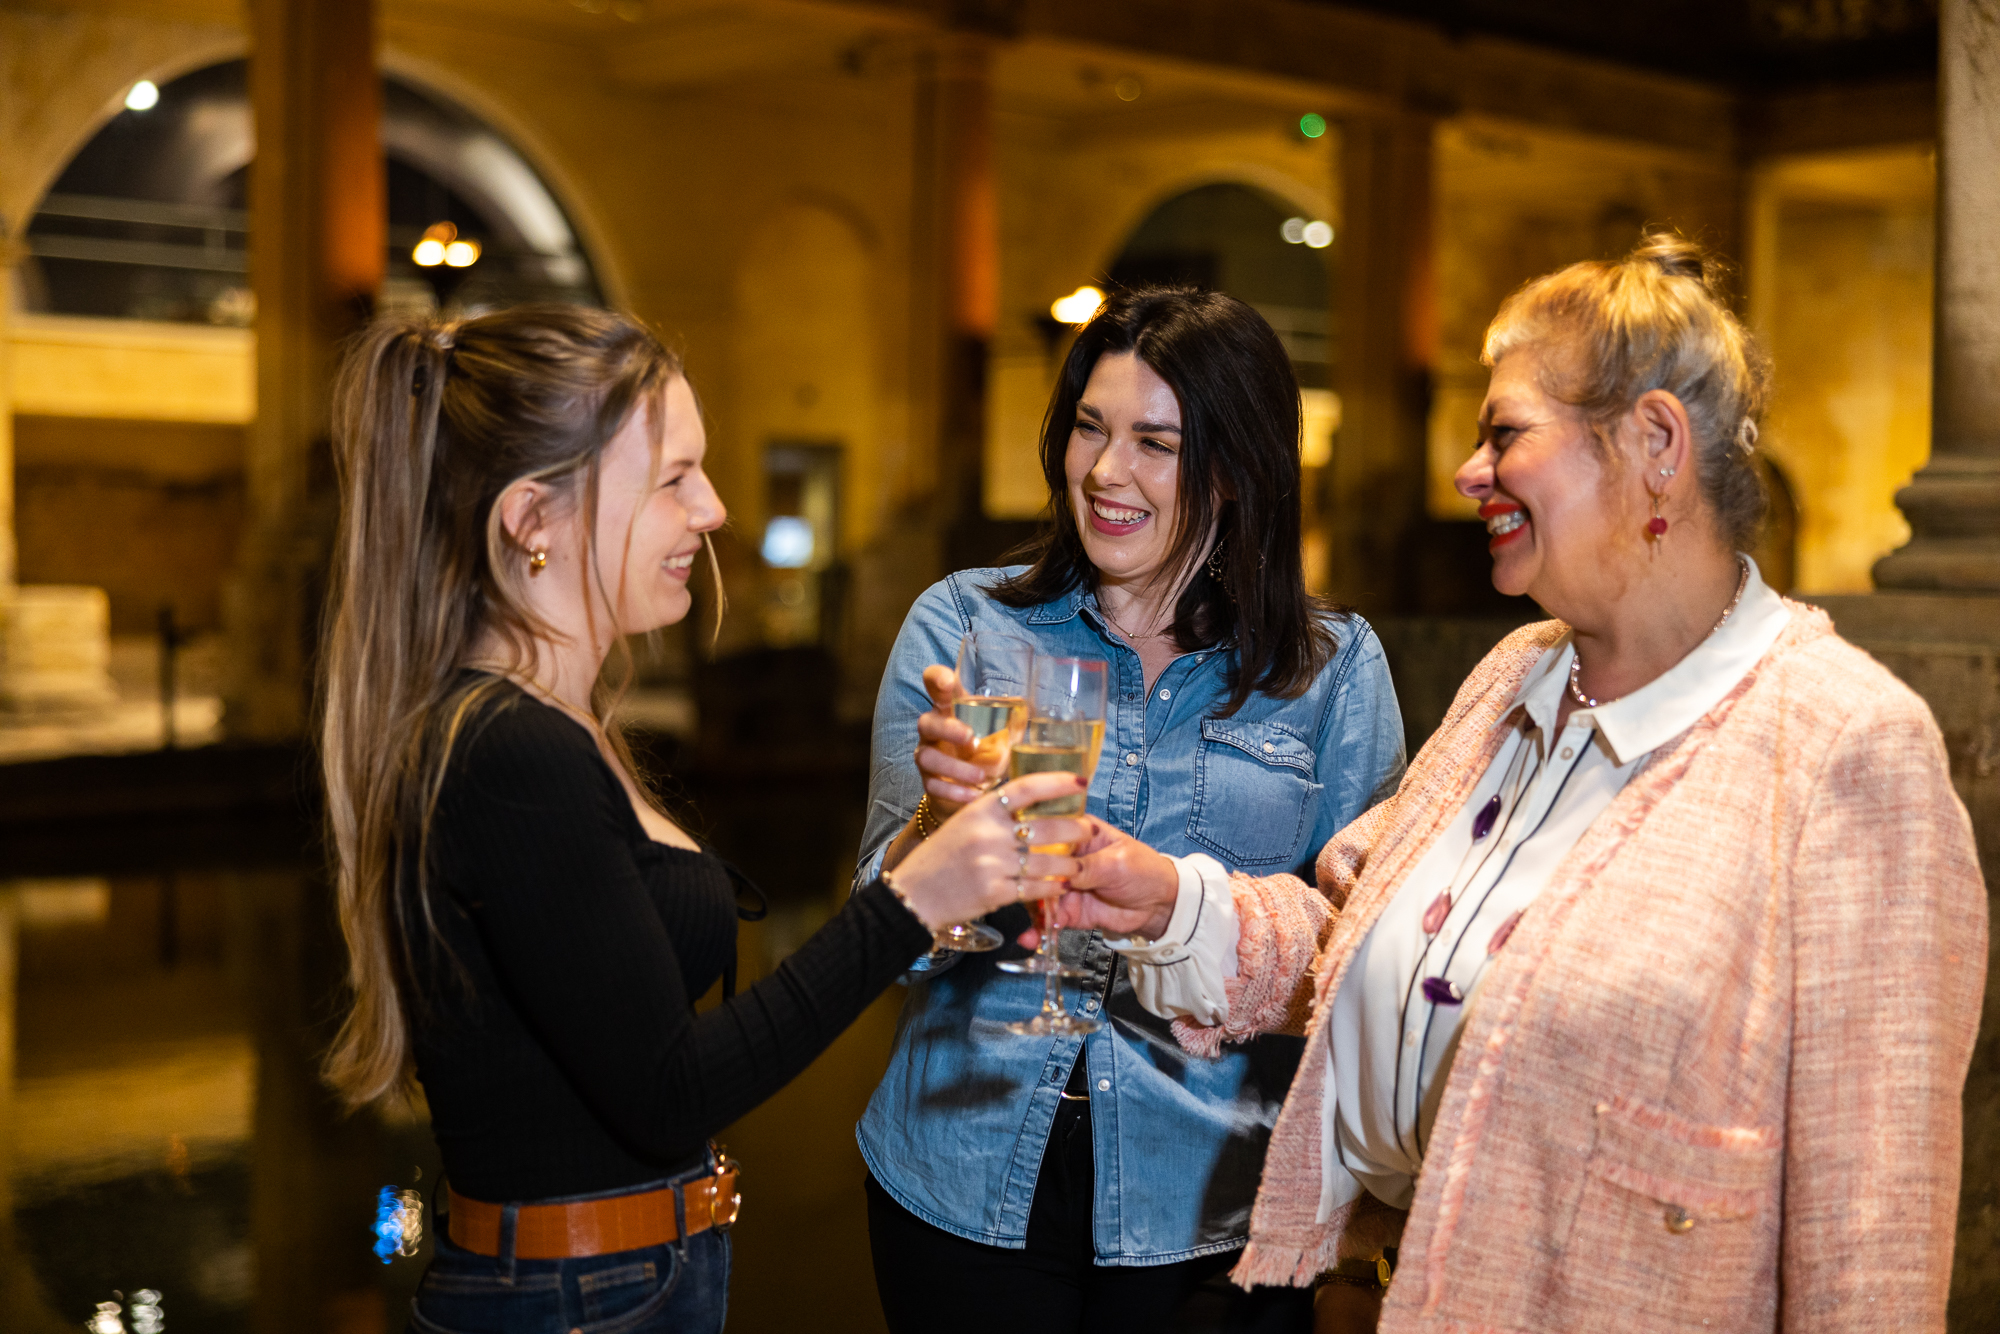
[1013,823,1034,845]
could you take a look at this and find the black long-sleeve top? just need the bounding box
[407,683,932,1203]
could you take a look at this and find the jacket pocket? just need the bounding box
[1185,719,1320,869]
[1557,1097,1781,1332]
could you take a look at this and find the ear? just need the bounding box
[494,479,551,554]
[1630,389,1694,483]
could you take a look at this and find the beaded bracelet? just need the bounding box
[914,793,943,839]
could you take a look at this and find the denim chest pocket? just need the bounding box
[1186,719,1321,869]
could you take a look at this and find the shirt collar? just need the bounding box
[1026,583,1090,625]
[1503,556,1794,765]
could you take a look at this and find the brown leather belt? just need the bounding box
[448,1166,741,1260]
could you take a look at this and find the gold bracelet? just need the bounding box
[914,793,942,839]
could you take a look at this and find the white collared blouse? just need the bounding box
[1116,557,1795,1220]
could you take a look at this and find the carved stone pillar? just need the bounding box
[1325,112,1435,615]
[1812,6,2000,1327]
[227,0,384,740]
[932,31,1003,570]
[1874,0,2000,592]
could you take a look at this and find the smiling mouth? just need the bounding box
[1090,499,1148,527]
[664,551,697,571]
[1485,510,1526,537]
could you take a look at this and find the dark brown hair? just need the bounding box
[320,304,685,1107]
[990,286,1337,717]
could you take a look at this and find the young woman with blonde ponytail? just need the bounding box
[319,305,1089,1333]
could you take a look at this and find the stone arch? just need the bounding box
[1086,165,1334,283]
[19,57,608,322]
[379,47,631,310]
[3,32,244,233]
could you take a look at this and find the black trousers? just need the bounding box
[866,1062,1312,1334]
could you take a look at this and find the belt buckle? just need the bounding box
[710,1153,742,1232]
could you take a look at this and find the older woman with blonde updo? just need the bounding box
[1062,235,1987,1331]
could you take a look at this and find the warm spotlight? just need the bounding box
[443,239,482,267]
[125,81,160,112]
[1051,285,1105,325]
[1302,220,1334,249]
[1281,217,1307,244]
[413,221,457,267]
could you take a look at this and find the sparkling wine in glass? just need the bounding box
[1001,656,1107,1036]
[928,632,1034,954]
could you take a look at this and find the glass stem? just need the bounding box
[1038,906,1065,1019]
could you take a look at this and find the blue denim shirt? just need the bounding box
[854,568,1405,1264]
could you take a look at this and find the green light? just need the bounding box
[1299,112,1327,139]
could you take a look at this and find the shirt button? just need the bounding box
[1559,746,1574,760]
[1159,688,1171,700]
[1084,998,1100,1012]
[1664,1205,1695,1234]
[1262,741,1275,754]
[1125,752,1139,766]
[1096,1078,1111,1092]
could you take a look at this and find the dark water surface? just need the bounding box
[2,737,893,1334]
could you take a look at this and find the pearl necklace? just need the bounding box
[1566,557,1750,711]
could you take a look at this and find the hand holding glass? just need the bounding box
[1000,655,1107,1037]
[926,632,1033,953]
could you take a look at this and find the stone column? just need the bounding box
[1811,5,2000,1327]
[1324,112,1436,615]
[933,30,1005,572]
[1873,0,2000,592]
[0,270,15,590]
[227,0,384,740]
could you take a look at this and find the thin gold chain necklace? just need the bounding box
[1101,600,1172,643]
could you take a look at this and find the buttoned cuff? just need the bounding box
[1106,853,1239,1025]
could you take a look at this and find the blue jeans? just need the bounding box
[408,1170,731,1334]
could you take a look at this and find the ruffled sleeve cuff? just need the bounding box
[1105,853,1240,1027]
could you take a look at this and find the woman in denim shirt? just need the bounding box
[856,288,1406,1330]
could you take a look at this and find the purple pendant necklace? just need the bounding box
[1398,738,1595,1157]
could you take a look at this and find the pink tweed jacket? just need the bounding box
[1186,605,1986,1332]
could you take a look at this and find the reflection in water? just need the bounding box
[4,734,895,1334]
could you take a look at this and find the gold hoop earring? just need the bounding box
[529,548,548,575]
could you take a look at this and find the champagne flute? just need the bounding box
[1001,656,1107,1037]
[928,632,1034,953]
